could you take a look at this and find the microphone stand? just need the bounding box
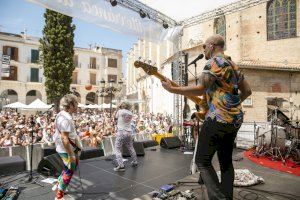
[25,116,44,187]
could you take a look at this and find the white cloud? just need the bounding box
[140,0,239,21]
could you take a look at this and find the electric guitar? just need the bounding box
[134,60,208,120]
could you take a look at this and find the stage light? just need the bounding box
[110,0,117,7]
[139,9,146,18]
[163,21,169,29]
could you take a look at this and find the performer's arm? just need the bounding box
[161,73,215,96]
[237,72,252,102]
[61,131,74,157]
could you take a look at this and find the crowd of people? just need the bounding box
[0,108,173,149]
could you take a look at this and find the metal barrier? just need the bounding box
[101,132,154,156]
[236,122,268,149]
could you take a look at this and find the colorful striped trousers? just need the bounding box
[57,153,78,196]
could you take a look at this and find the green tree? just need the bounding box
[40,9,75,112]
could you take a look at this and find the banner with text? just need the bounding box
[28,0,182,42]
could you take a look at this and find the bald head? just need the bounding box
[203,34,225,60]
[205,34,225,49]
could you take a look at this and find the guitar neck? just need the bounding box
[153,72,203,105]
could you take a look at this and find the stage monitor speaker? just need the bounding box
[43,146,56,157]
[37,153,64,177]
[0,156,26,175]
[80,147,104,160]
[160,136,181,149]
[122,141,145,157]
[142,140,158,148]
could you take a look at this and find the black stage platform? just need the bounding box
[0,147,193,200]
[1,147,300,200]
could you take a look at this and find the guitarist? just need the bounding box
[162,34,252,200]
[53,94,82,200]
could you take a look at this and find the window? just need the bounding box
[90,57,96,69]
[31,49,39,63]
[30,68,39,82]
[90,73,96,85]
[214,15,226,43]
[3,46,18,61]
[108,58,117,68]
[72,72,78,84]
[267,0,297,40]
[108,74,117,83]
[74,55,79,67]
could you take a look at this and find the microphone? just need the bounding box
[187,54,204,66]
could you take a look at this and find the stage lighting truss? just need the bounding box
[182,0,269,27]
[106,0,178,28]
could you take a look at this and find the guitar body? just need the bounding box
[134,61,208,120]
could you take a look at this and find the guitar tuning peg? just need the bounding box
[138,56,142,61]
[148,60,151,64]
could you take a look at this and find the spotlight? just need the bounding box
[139,9,146,18]
[163,21,169,29]
[110,0,117,6]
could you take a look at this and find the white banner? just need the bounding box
[1,65,10,78]
[1,55,10,78]
[27,0,182,42]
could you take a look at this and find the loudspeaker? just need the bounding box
[0,156,26,175]
[37,153,64,177]
[160,136,181,149]
[43,146,56,157]
[142,140,158,148]
[80,147,104,160]
[122,141,145,157]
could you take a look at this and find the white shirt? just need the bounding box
[116,109,133,132]
[53,110,78,153]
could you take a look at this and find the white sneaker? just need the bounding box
[52,184,58,191]
[131,161,138,167]
[114,166,125,172]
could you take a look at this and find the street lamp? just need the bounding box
[99,78,123,118]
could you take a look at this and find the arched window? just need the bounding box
[267,0,297,40]
[214,15,226,47]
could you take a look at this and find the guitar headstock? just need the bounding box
[134,60,158,75]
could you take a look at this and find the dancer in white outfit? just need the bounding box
[114,101,138,172]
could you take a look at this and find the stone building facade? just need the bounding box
[0,31,123,108]
[126,0,300,123]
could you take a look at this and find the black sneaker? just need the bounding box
[114,166,125,172]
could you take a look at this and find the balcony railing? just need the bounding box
[27,77,43,83]
[90,80,97,85]
[88,64,100,69]
[72,80,81,85]
[27,57,39,64]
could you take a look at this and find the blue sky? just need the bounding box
[0,0,138,73]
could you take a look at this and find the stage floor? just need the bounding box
[0,147,193,200]
[1,147,299,200]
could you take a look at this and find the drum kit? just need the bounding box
[253,97,300,166]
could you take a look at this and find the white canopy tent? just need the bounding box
[100,103,116,109]
[3,102,28,109]
[26,99,52,110]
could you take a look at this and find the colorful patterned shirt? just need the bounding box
[203,53,243,124]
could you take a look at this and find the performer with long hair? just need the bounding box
[114,101,138,172]
[161,34,252,199]
[53,94,82,200]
